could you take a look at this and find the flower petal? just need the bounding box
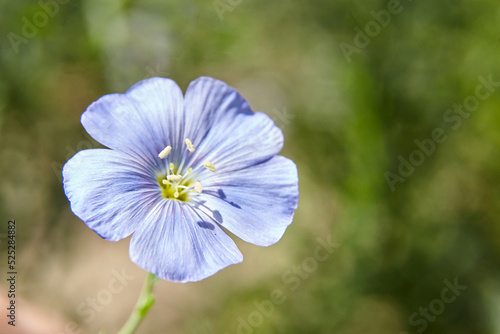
[62,149,161,241]
[81,77,185,164]
[129,200,243,282]
[181,77,284,174]
[193,156,299,247]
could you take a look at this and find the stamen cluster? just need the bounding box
[157,138,216,200]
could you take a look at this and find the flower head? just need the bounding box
[62,77,299,282]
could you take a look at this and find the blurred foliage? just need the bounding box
[1,0,500,333]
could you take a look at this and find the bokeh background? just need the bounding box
[1,0,500,333]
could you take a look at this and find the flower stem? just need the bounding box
[117,272,159,334]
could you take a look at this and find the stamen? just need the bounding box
[203,161,216,172]
[167,175,182,182]
[185,138,195,153]
[158,146,209,200]
[158,146,172,159]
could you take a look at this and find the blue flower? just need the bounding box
[62,77,299,282]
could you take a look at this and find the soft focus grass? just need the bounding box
[1,0,500,333]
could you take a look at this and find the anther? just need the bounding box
[167,175,182,182]
[185,138,195,153]
[203,161,216,172]
[194,182,203,193]
[158,146,172,159]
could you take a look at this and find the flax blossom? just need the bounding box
[62,77,299,282]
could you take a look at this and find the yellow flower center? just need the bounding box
[156,138,214,201]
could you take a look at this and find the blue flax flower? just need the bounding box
[63,77,299,282]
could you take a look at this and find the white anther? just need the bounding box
[194,182,203,193]
[158,146,172,159]
[167,175,182,182]
[185,138,195,153]
[169,163,175,172]
[203,161,216,172]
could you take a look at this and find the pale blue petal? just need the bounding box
[193,156,299,247]
[129,200,243,282]
[62,149,161,241]
[180,77,284,175]
[81,77,184,165]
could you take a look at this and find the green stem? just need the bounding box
[117,272,159,334]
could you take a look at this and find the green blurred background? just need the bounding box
[1,0,500,333]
